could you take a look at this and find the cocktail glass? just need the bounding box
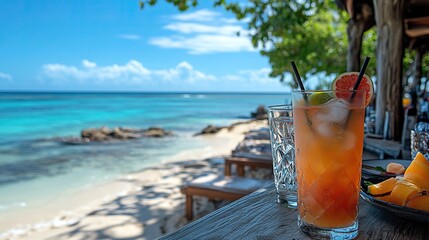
[292,90,366,239]
[267,105,297,208]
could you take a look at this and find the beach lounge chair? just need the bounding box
[224,156,272,177]
[244,127,270,140]
[181,174,271,220]
[225,135,273,176]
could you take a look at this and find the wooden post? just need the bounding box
[185,194,193,220]
[224,161,232,176]
[237,165,245,177]
[373,0,405,141]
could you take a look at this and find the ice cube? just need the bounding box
[316,99,350,124]
[316,122,334,137]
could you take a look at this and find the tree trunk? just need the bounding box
[347,19,365,71]
[373,0,404,141]
[346,1,375,71]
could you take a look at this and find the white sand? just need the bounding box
[1,120,268,240]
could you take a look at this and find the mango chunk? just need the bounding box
[368,177,397,195]
[374,195,391,202]
[404,152,429,190]
[406,195,429,212]
[388,180,420,206]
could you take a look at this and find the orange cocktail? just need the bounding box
[292,90,366,239]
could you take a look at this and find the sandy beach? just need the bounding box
[1,120,271,240]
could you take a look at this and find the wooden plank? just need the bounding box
[405,16,429,26]
[162,183,429,240]
[405,28,429,38]
[180,176,272,220]
[405,16,429,38]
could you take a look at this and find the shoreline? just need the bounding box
[1,120,268,240]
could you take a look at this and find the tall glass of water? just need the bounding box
[267,105,297,208]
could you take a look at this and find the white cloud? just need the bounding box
[164,22,245,35]
[152,61,216,83]
[170,9,240,24]
[82,59,97,68]
[118,34,141,40]
[42,60,150,84]
[39,60,287,91]
[223,68,277,84]
[220,68,291,92]
[0,72,12,81]
[41,60,215,85]
[150,34,254,54]
[150,9,255,54]
[170,9,220,22]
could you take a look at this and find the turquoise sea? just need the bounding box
[0,92,289,222]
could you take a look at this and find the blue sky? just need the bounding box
[0,0,291,92]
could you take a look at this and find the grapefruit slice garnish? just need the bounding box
[332,72,374,106]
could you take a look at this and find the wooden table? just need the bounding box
[161,183,428,239]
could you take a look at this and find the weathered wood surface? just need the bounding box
[373,0,405,141]
[363,136,403,159]
[162,183,429,240]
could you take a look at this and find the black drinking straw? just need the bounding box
[344,57,371,128]
[353,57,370,91]
[291,61,305,91]
[290,61,312,126]
[350,57,370,101]
[290,61,310,104]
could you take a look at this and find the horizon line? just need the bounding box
[0,90,292,94]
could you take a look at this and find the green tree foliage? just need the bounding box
[140,0,199,11]
[361,29,377,77]
[403,50,429,79]
[140,0,377,88]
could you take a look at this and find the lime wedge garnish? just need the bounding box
[309,92,332,105]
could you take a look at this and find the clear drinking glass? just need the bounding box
[267,105,297,208]
[292,90,366,239]
[411,125,429,159]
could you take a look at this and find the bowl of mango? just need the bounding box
[361,152,429,223]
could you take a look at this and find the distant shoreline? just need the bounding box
[0,91,291,95]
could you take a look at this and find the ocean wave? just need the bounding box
[0,216,80,239]
[181,94,207,99]
[0,202,27,211]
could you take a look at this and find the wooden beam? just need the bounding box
[406,28,429,38]
[405,16,429,38]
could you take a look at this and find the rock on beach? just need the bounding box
[194,125,224,136]
[58,126,173,144]
[195,105,268,136]
[251,105,268,120]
